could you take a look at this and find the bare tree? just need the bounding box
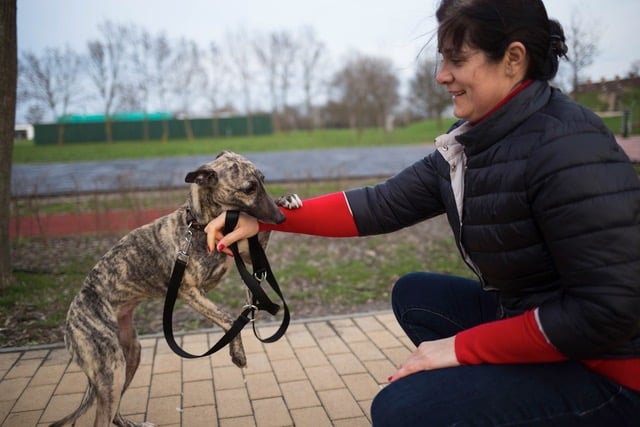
[18,46,84,143]
[330,53,399,132]
[168,38,207,140]
[409,56,451,128]
[204,42,230,137]
[298,27,327,131]
[563,11,599,95]
[254,30,299,132]
[0,0,17,289]
[125,27,161,140]
[226,29,254,135]
[87,21,132,142]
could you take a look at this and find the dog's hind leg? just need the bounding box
[113,304,155,427]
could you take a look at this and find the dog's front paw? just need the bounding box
[230,339,247,368]
[275,193,303,209]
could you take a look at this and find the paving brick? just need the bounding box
[5,357,40,379]
[219,415,256,427]
[129,364,152,389]
[347,341,386,361]
[55,371,87,394]
[152,353,181,374]
[12,384,56,412]
[0,353,19,376]
[316,336,350,355]
[0,377,29,401]
[285,327,316,348]
[20,350,49,361]
[0,400,14,423]
[270,358,306,383]
[317,388,364,420]
[305,365,344,391]
[119,386,150,416]
[280,380,320,409]
[363,359,397,384]
[216,388,252,419]
[30,364,66,386]
[181,404,218,427]
[213,365,245,390]
[252,397,292,427]
[182,357,213,382]
[354,316,384,332]
[333,417,372,427]
[365,329,402,349]
[150,371,182,398]
[333,325,368,343]
[341,373,380,401]
[40,392,84,424]
[381,346,411,367]
[264,339,295,361]
[2,409,41,427]
[328,353,366,375]
[306,321,336,339]
[294,347,328,368]
[147,395,181,425]
[42,348,69,366]
[243,352,271,374]
[183,380,215,408]
[245,372,281,400]
[289,406,332,427]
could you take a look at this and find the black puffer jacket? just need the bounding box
[345,80,640,360]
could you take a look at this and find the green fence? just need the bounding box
[33,115,273,145]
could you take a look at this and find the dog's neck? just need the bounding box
[184,207,208,232]
[186,187,224,231]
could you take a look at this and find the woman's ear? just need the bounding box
[504,41,527,77]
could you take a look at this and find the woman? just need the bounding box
[207,0,640,424]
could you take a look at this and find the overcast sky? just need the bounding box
[17,0,639,83]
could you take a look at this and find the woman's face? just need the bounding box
[436,44,517,122]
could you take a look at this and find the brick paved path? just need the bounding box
[0,312,408,427]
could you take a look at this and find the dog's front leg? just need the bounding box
[179,287,247,367]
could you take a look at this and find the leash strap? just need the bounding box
[224,211,290,343]
[162,211,289,359]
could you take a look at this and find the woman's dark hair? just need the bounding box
[436,0,568,81]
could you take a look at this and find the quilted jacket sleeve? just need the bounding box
[344,152,448,235]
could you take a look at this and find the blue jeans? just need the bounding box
[371,272,640,426]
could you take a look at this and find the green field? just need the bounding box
[12,119,458,164]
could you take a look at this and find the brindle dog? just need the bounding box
[50,151,300,427]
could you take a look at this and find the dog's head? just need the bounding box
[185,150,286,225]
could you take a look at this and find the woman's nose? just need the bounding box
[436,64,452,85]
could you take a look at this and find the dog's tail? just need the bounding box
[48,384,95,427]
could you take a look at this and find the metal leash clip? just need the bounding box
[177,224,194,262]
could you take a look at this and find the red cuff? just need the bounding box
[455,310,567,365]
[259,192,359,237]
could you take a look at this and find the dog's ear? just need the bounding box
[185,169,218,185]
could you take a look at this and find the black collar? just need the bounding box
[185,207,207,232]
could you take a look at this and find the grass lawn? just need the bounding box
[12,119,458,164]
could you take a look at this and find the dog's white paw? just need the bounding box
[275,193,303,209]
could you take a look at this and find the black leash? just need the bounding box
[162,211,289,359]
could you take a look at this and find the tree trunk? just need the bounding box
[0,0,17,290]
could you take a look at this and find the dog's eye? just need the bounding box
[240,181,257,194]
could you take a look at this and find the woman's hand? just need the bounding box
[389,336,460,382]
[204,211,259,256]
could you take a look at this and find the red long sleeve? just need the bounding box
[455,309,640,391]
[259,192,359,237]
